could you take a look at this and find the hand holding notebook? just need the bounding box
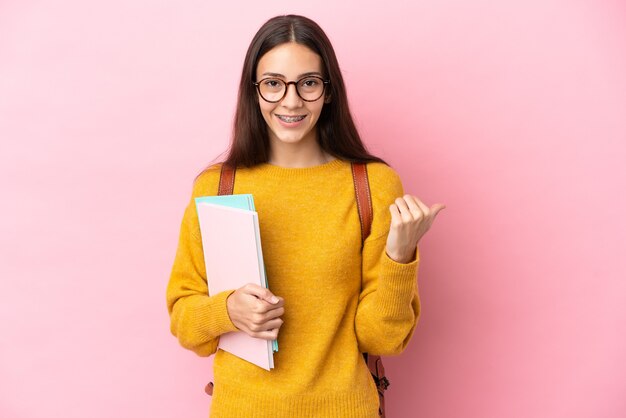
[226,284,284,341]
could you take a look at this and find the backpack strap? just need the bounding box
[210,161,389,418]
[205,164,235,396]
[351,162,389,418]
[363,352,390,417]
[218,163,236,196]
[351,163,373,245]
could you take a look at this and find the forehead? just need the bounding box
[256,42,323,78]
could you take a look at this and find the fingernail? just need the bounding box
[271,296,279,303]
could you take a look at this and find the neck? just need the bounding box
[268,136,333,168]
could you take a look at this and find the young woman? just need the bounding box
[166,14,444,418]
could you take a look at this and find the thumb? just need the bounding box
[430,203,446,219]
[243,283,279,304]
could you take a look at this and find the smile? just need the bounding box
[276,115,306,123]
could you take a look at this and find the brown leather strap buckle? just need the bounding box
[204,381,214,396]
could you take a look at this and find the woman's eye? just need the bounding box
[264,79,282,89]
[301,79,319,87]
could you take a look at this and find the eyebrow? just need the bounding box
[261,71,323,78]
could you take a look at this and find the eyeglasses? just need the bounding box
[253,76,330,103]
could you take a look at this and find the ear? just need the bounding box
[324,93,332,104]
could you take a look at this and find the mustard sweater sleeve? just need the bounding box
[166,181,239,356]
[354,164,421,356]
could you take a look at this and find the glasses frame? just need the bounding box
[253,76,331,103]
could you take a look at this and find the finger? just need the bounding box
[254,298,285,317]
[263,317,284,330]
[261,306,285,322]
[250,307,283,326]
[243,283,280,304]
[403,195,426,220]
[254,329,280,341]
[262,296,285,311]
[408,195,430,217]
[245,316,283,332]
[394,197,415,222]
[250,321,283,339]
[249,315,283,331]
[389,203,402,226]
[430,203,446,219]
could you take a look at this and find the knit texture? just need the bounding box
[166,159,421,418]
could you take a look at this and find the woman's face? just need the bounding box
[255,42,327,151]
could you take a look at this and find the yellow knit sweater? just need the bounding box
[166,159,420,418]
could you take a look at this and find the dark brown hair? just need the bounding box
[213,14,386,169]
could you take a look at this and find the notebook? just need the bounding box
[195,195,276,370]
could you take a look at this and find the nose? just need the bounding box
[281,82,302,108]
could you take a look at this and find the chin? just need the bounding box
[271,129,314,144]
[274,135,307,144]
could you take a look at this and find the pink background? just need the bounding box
[1,1,625,417]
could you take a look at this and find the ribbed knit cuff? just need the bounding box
[192,289,239,337]
[375,250,419,317]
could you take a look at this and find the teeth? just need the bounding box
[278,115,305,123]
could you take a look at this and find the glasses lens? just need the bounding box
[258,78,285,102]
[297,77,325,101]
